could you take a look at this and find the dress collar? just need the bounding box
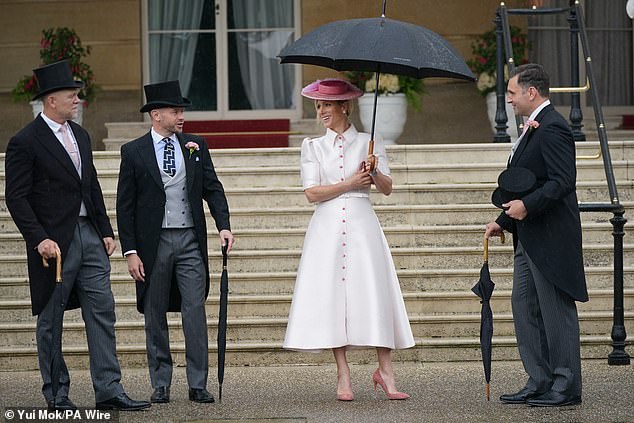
[324,124,358,147]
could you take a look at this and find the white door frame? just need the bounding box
[141,0,302,121]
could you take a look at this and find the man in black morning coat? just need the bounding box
[116,80,234,404]
[5,60,149,411]
[485,63,587,407]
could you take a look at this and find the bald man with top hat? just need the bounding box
[116,80,234,404]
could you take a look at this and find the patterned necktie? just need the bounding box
[59,124,80,171]
[162,137,176,177]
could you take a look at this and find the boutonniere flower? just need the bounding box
[185,141,200,159]
[526,119,540,132]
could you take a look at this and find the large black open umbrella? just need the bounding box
[217,243,229,402]
[42,248,63,405]
[279,0,475,162]
[471,234,504,401]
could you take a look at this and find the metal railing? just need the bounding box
[493,0,629,365]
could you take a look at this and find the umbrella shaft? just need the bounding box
[369,70,381,154]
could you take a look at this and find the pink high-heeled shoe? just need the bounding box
[336,393,354,401]
[336,375,354,401]
[372,368,410,400]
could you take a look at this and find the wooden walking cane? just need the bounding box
[42,246,63,400]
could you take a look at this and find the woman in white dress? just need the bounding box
[283,78,415,401]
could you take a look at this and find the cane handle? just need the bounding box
[42,248,63,283]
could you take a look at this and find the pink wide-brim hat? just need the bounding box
[301,78,363,101]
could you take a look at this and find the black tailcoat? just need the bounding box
[496,104,588,302]
[5,115,114,315]
[116,132,230,313]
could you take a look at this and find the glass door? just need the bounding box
[143,0,300,119]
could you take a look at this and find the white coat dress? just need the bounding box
[283,125,415,352]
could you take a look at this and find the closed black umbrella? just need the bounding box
[279,0,475,162]
[217,243,229,403]
[471,234,504,401]
[42,249,63,405]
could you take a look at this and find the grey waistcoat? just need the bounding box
[160,161,194,229]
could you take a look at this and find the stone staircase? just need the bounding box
[0,141,633,371]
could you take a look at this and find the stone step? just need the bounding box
[0,335,628,370]
[1,287,631,324]
[0,243,631,277]
[0,181,624,212]
[0,222,620,255]
[2,266,630,301]
[4,141,634,171]
[2,307,631,348]
[1,200,630,233]
[2,160,629,192]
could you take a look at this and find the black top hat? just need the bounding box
[491,167,537,209]
[32,60,84,101]
[140,80,191,113]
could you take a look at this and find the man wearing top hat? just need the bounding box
[116,80,234,404]
[5,60,150,411]
[485,63,587,407]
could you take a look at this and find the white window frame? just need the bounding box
[141,0,302,121]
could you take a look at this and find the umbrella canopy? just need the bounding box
[279,2,474,157]
[278,17,475,80]
[217,243,229,402]
[42,249,63,403]
[471,235,504,401]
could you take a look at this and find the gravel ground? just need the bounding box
[1,360,633,423]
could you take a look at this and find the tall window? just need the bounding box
[145,0,299,116]
[528,0,633,106]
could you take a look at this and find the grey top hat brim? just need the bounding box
[32,81,84,101]
[140,98,192,113]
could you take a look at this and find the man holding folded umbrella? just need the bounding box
[485,63,587,407]
[5,60,150,412]
[116,80,233,404]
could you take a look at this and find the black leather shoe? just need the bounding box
[527,390,582,407]
[96,393,151,411]
[188,388,215,403]
[47,396,77,411]
[500,387,541,404]
[150,386,170,403]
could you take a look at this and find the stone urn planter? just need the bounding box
[357,93,408,145]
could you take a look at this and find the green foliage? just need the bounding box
[11,27,98,103]
[466,25,530,96]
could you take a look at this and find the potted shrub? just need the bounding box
[345,71,425,144]
[11,27,98,124]
[467,25,529,138]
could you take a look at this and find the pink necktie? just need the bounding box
[59,124,80,171]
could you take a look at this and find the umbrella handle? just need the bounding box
[41,248,63,283]
[367,139,377,172]
[484,233,505,262]
[222,243,228,268]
